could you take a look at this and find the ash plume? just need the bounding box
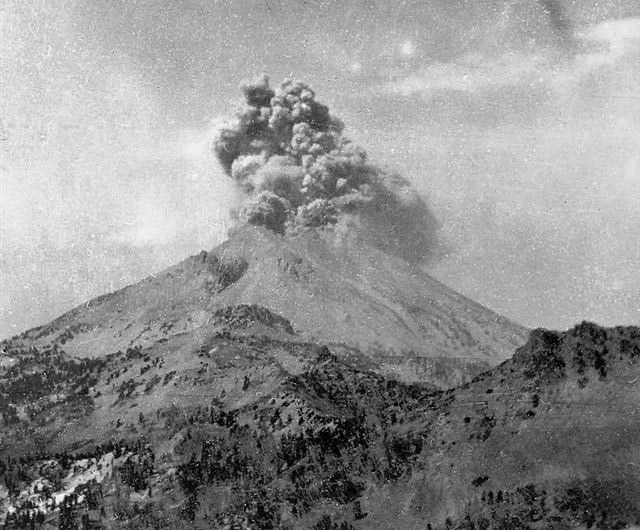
[214,75,438,263]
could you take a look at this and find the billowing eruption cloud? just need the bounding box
[214,75,438,263]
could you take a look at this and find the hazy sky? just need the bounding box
[1,0,639,338]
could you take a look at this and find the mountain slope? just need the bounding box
[360,321,640,529]
[2,224,526,386]
[2,319,638,529]
[0,305,322,460]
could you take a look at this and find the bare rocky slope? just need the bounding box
[2,223,526,388]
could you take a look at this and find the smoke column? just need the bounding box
[213,75,438,263]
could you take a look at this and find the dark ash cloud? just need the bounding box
[214,75,438,263]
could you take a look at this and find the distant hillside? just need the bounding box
[2,224,527,388]
[2,317,638,529]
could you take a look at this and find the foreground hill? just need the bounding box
[1,317,638,529]
[1,224,526,387]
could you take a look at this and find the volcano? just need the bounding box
[3,222,526,387]
[2,75,529,387]
[5,76,637,530]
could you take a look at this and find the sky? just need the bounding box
[1,0,639,338]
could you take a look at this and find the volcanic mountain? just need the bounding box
[2,222,526,387]
[6,76,636,530]
[3,75,528,387]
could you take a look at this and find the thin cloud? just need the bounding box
[383,17,640,100]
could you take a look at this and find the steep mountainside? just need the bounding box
[1,224,526,387]
[2,319,639,529]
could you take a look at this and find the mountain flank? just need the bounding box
[2,316,639,529]
[3,224,527,388]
